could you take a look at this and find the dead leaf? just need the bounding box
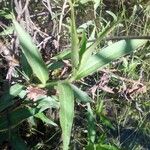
[27,86,47,101]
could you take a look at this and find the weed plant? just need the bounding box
[0,0,149,149]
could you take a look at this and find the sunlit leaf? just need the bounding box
[57,83,74,150]
[0,10,12,19]
[76,39,148,79]
[77,20,94,33]
[0,26,14,36]
[13,20,49,85]
[106,10,117,21]
[78,20,120,72]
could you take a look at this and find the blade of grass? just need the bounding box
[57,82,74,150]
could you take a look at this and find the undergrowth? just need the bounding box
[0,0,150,149]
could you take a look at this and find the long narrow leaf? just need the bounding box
[13,20,49,85]
[57,83,74,150]
[79,31,87,62]
[76,39,147,79]
[78,20,120,71]
[70,84,92,103]
[35,112,57,126]
[69,0,79,70]
[87,103,96,143]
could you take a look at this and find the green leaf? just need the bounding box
[77,20,94,33]
[0,107,39,132]
[35,112,57,126]
[86,142,96,150]
[69,0,79,70]
[36,96,59,111]
[79,31,87,62]
[70,84,92,103]
[96,144,119,150]
[78,20,120,72]
[0,96,58,132]
[94,0,101,12]
[87,103,96,143]
[76,39,148,79]
[0,10,12,19]
[51,49,71,60]
[0,84,24,112]
[13,20,49,85]
[20,52,33,79]
[100,114,115,130]
[57,83,74,150]
[0,26,14,36]
[47,60,65,71]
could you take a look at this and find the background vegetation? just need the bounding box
[0,0,150,149]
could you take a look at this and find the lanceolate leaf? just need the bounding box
[70,84,92,103]
[78,20,120,72]
[87,103,96,143]
[76,39,148,79]
[69,0,79,70]
[57,83,74,150]
[79,31,87,62]
[13,20,49,85]
[35,112,57,126]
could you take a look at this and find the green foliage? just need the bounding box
[35,112,58,126]
[0,84,24,112]
[69,0,80,71]
[57,83,74,150]
[76,39,147,79]
[0,0,149,149]
[87,103,96,143]
[70,84,92,103]
[13,20,49,85]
